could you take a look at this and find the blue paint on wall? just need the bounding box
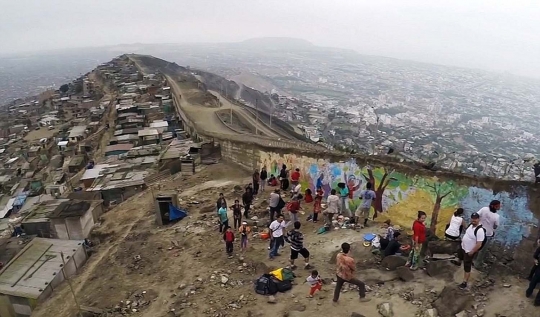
[460,186,537,246]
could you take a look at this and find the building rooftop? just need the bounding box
[138,129,159,137]
[0,238,83,299]
[105,144,134,153]
[49,200,100,218]
[68,125,87,138]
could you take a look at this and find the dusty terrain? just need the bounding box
[32,162,538,317]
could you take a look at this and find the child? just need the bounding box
[238,221,251,253]
[313,191,322,223]
[287,195,302,223]
[223,226,235,258]
[306,270,322,298]
[304,188,314,204]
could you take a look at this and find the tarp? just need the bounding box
[169,204,188,221]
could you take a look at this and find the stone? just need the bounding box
[432,286,473,317]
[425,260,458,279]
[290,303,306,312]
[428,240,461,256]
[351,313,367,317]
[396,266,414,282]
[425,308,438,317]
[454,311,467,317]
[267,295,276,304]
[221,276,229,284]
[381,255,407,271]
[476,309,485,317]
[377,302,393,317]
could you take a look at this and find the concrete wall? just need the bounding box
[52,209,94,240]
[219,139,540,275]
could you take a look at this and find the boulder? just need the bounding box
[351,313,367,317]
[289,303,306,312]
[381,255,407,271]
[329,242,370,264]
[424,308,438,317]
[425,260,458,279]
[377,302,393,317]
[428,240,460,256]
[432,286,473,317]
[396,266,414,282]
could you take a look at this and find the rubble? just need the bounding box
[377,302,393,317]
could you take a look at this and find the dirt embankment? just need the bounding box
[31,162,538,317]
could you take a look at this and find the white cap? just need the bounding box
[242,221,248,225]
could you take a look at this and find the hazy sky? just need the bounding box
[1,0,539,77]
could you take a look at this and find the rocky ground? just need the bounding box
[32,162,538,317]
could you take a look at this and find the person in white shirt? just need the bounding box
[445,208,466,240]
[291,183,302,198]
[269,214,287,259]
[453,212,485,289]
[473,200,501,268]
[324,189,340,229]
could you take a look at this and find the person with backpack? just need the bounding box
[473,200,501,269]
[453,212,486,290]
[284,221,311,270]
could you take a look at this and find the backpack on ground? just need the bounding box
[254,274,278,295]
[469,224,488,250]
[272,277,293,292]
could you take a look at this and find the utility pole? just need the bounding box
[255,99,258,135]
[61,252,83,317]
[269,110,272,128]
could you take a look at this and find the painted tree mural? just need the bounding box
[416,178,469,232]
[361,166,407,218]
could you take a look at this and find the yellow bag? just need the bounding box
[270,268,284,281]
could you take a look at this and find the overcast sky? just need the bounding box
[1,0,539,77]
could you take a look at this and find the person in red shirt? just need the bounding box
[304,188,314,204]
[406,211,427,270]
[291,168,301,186]
[223,226,235,259]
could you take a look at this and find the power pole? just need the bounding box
[255,99,259,135]
[269,109,272,128]
[61,252,83,317]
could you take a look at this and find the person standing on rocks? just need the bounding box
[526,244,540,305]
[454,212,485,290]
[230,199,243,229]
[238,221,251,253]
[333,242,370,303]
[269,189,281,221]
[284,221,311,270]
[223,226,235,259]
[218,203,229,233]
[242,187,254,219]
[291,168,301,187]
[337,183,350,217]
[253,170,260,196]
[356,182,376,228]
[216,193,227,214]
[269,214,287,260]
[406,211,427,270]
[445,208,466,241]
[325,189,340,230]
[473,200,500,269]
[312,189,322,223]
[260,166,268,192]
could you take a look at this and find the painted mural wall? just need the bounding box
[259,152,538,246]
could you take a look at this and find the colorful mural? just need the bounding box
[259,152,538,245]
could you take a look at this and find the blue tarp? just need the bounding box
[169,204,188,221]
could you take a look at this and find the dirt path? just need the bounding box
[208,90,280,138]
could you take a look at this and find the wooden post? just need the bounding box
[61,251,83,317]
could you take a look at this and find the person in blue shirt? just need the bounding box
[218,203,229,233]
[355,182,376,227]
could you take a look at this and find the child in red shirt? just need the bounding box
[291,168,300,186]
[223,226,235,258]
[304,188,314,203]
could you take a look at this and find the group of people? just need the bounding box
[214,165,372,302]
